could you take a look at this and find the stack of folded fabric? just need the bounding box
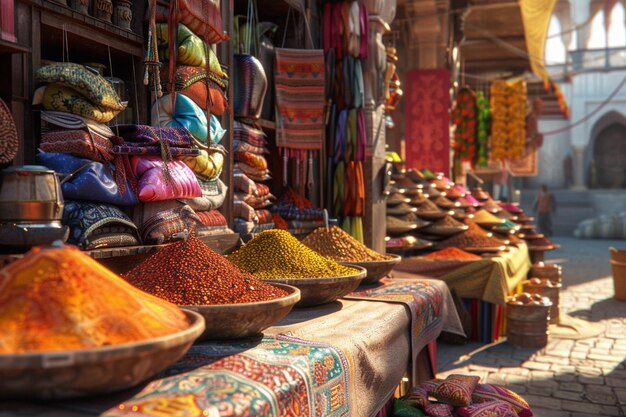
[148,22,233,239]
[271,189,329,236]
[33,62,145,250]
[232,121,276,238]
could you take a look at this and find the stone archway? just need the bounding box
[592,122,626,188]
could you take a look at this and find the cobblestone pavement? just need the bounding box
[436,237,626,417]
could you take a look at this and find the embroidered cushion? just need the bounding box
[405,379,442,408]
[139,205,203,244]
[152,94,226,147]
[431,374,480,407]
[458,401,517,417]
[63,201,140,250]
[234,151,268,170]
[234,171,258,195]
[179,177,227,211]
[183,147,225,180]
[131,156,202,202]
[40,84,119,123]
[35,63,126,111]
[196,210,227,227]
[156,23,226,76]
[40,129,113,162]
[160,66,229,114]
[233,139,267,155]
[472,384,533,417]
[234,199,258,222]
[423,403,454,417]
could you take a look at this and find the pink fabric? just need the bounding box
[458,401,517,417]
[131,156,202,202]
[404,69,451,174]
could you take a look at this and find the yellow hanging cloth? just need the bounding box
[519,0,558,85]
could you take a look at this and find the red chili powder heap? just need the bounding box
[424,247,481,260]
[123,235,287,305]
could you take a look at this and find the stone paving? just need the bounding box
[436,237,626,417]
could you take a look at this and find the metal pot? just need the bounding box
[0,165,64,222]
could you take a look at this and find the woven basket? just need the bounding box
[0,98,18,164]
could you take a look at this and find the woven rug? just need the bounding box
[55,335,351,417]
[274,48,325,150]
[345,278,444,383]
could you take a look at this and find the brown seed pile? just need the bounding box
[387,215,417,228]
[302,226,392,262]
[123,235,287,305]
[416,197,442,212]
[437,220,506,249]
[228,229,360,279]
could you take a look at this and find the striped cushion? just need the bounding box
[472,384,533,417]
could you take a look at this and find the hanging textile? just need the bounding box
[322,0,368,242]
[404,69,450,174]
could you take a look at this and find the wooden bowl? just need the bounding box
[266,266,366,307]
[339,254,402,285]
[0,310,205,400]
[180,283,300,340]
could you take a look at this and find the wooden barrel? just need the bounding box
[610,260,626,301]
[530,262,562,285]
[523,279,561,324]
[506,295,551,348]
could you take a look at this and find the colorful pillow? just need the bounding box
[234,162,271,181]
[234,151,268,170]
[160,65,229,114]
[35,63,126,110]
[154,0,227,45]
[233,171,258,195]
[458,401,517,417]
[423,403,454,417]
[234,199,258,222]
[40,129,113,162]
[233,139,267,155]
[155,24,226,76]
[183,147,225,180]
[139,205,203,244]
[196,210,227,227]
[179,177,227,212]
[472,384,533,417]
[431,374,480,407]
[131,156,202,202]
[40,84,119,123]
[405,379,442,408]
[152,94,226,147]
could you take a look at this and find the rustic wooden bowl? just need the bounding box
[266,266,366,307]
[180,283,300,340]
[339,254,402,285]
[0,310,205,400]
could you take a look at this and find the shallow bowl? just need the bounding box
[180,283,300,340]
[0,310,205,400]
[265,266,366,307]
[339,254,402,285]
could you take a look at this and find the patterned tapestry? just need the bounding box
[508,146,538,176]
[404,69,451,174]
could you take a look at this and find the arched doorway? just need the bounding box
[593,122,626,188]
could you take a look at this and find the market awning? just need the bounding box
[519,0,559,85]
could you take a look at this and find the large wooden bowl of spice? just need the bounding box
[0,310,205,400]
[180,283,301,340]
[339,254,402,285]
[266,266,367,307]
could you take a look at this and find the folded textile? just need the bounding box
[179,177,227,211]
[255,209,273,225]
[39,84,120,123]
[131,156,202,202]
[235,192,275,209]
[183,147,225,180]
[63,200,140,250]
[234,163,271,181]
[160,65,229,115]
[233,139,267,155]
[112,124,201,157]
[234,218,275,235]
[271,204,324,221]
[234,151,268,171]
[233,199,258,222]
[40,110,115,138]
[233,171,258,195]
[40,129,114,162]
[140,204,203,244]
[233,120,267,147]
[196,210,227,227]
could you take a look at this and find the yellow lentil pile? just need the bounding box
[302,226,392,262]
[228,229,360,279]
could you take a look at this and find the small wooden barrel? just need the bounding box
[530,262,562,285]
[506,295,552,348]
[523,279,561,324]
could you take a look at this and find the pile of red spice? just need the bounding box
[123,235,287,305]
[424,247,481,260]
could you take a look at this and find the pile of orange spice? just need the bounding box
[424,247,481,260]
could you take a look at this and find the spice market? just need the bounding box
[0,0,625,416]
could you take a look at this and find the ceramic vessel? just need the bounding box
[113,0,132,30]
[94,0,113,22]
[70,0,89,14]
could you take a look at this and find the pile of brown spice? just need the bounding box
[123,235,287,305]
[436,223,506,250]
[302,226,392,262]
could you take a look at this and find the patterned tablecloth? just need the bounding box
[1,279,462,417]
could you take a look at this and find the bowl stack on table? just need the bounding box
[228,229,366,306]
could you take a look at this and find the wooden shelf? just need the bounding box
[28,0,144,57]
[0,39,30,54]
[0,232,242,274]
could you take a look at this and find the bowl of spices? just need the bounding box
[228,229,366,306]
[0,245,204,399]
[302,226,402,284]
[418,215,469,237]
[123,235,301,340]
